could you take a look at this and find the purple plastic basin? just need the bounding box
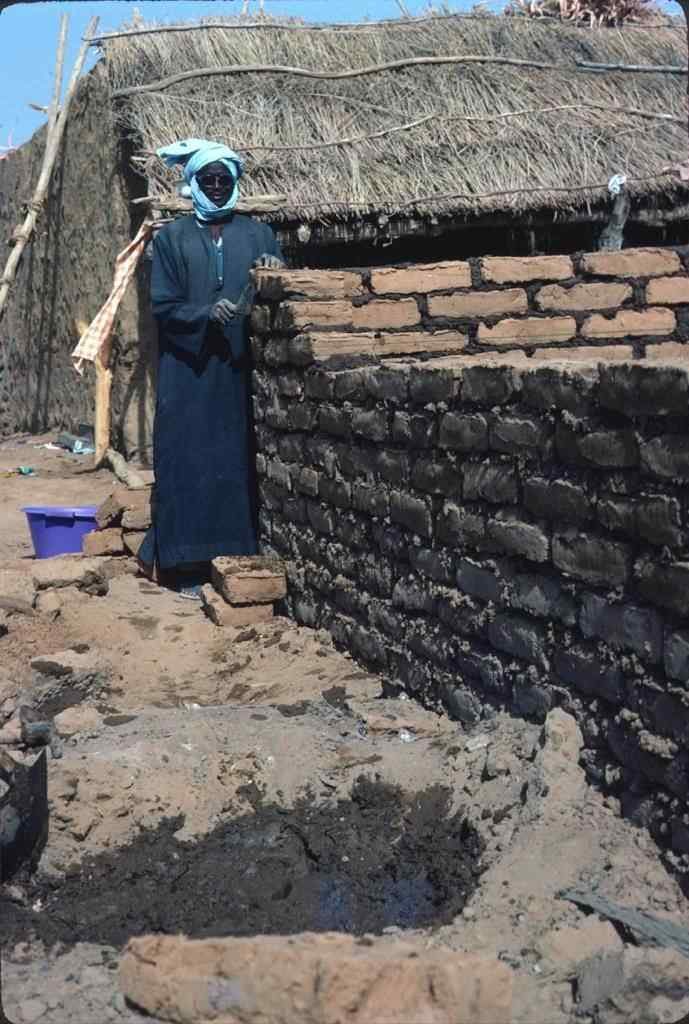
[22,506,98,559]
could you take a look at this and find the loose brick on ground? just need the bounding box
[212,556,287,606]
[83,528,125,557]
[201,585,274,627]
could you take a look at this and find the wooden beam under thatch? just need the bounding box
[132,193,288,215]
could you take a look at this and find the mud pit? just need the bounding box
[3,779,483,950]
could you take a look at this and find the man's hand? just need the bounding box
[253,254,284,270]
[209,299,238,325]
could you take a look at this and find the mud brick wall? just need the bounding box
[251,252,689,863]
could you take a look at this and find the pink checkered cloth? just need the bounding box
[71,220,154,375]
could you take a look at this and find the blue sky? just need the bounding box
[0,0,490,149]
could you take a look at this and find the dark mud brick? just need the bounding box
[635,558,689,617]
[554,648,624,703]
[390,491,433,538]
[488,613,548,669]
[278,436,305,464]
[409,367,457,405]
[318,404,351,438]
[643,688,689,745]
[456,558,503,603]
[212,556,287,606]
[375,450,410,486]
[292,596,321,628]
[436,595,486,638]
[392,577,436,614]
[364,365,409,404]
[283,497,308,524]
[334,580,368,618]
[201,586,274,627]
[522,366,596,415]
[369,599,406,638]
[598,495,681,547]
[553,530,631,587]
[636,496,682,547]
[97,485,152,530]
[608,720,689,801]
[489,414,551,455]
[352,483,390,518]
[407,622,453,668]
[513,682,552,721]
[509,572,576,625]
[255,423,278,454]
[439,412,488,452]
[463,461,518,504]
[319,476,352,508]
[350,624,389,667]
[357,557,395,597]
[260,480,288,511]
[665,630,689,682]
[251,334,266,361]
[306,438,338,474]
[333,369,367,402]
[461,365,520,406]
[304,368,335,400]
[287,334,316,366]
[267,459,292,491]
[599,364,689,417]
[372,522,410,561]
[277,371,304,398]
[487,514,549,562]
[640,436,689,481]
[523,477,592,525]
[335,515,370,550]
[264,338,290,366]
[580,593,663,663]
[352,407,389,442]
[265,404,289,430]
[411,457,461,496]
[441,683,482,725]
[392,412,436,448]
[287,403,316,431]
[307,502,335,535]
[556,423,638,468]
[436,502,485,547]
[671,818,689,854]
[337,444,374,481]
[255,454,267,477]
[82,528,125,557]
[410,547,454,584]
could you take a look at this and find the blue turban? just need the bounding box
[157,138,244,223]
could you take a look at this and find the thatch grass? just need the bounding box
[101,12,689,223]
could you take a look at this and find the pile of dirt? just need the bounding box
[2,778,483,950]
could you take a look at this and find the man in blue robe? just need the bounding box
[138,139,284,598]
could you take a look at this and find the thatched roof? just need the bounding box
[99,12,689,228]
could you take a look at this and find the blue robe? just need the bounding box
[139,213,282,571]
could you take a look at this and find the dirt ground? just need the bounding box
[1,436,688,1024]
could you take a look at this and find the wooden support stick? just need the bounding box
[0,15,98,323]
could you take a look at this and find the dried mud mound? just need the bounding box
[3,778,484,949]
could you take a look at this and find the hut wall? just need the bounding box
[0,67,153,459]
[251,249,689,858]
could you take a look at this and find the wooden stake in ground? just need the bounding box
[0,15,99,323]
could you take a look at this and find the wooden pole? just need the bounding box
[0,15,99,323]
[94,340,114,466]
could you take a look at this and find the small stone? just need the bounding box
[54,705,103,737]
[34,590,62,620]
[17,999,48,1024]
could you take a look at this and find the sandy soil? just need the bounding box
[1,438,688,1024]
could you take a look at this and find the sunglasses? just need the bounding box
[197,173,234,188]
